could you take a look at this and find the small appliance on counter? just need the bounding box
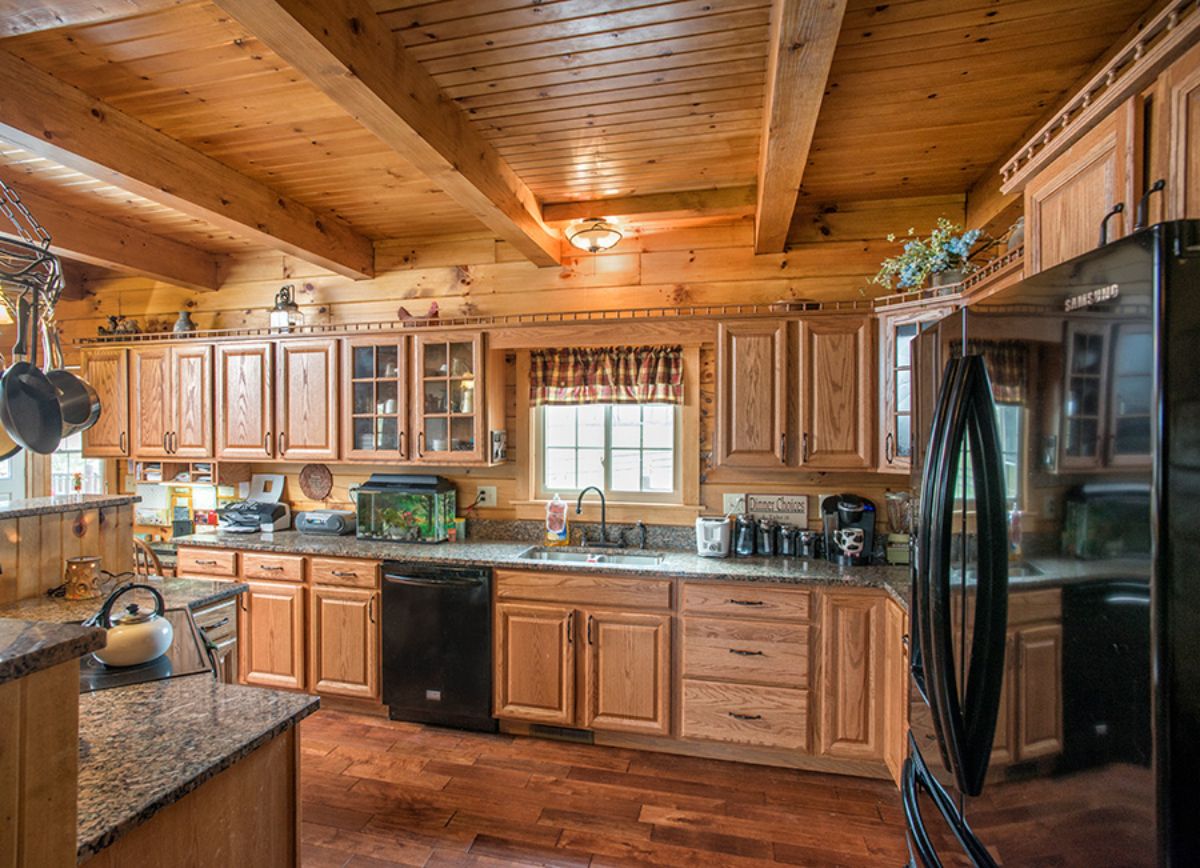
[820,493,876,566]
[734,514,757,556]
[296,509,357,536]
[356,474,457,543]
[217,473,290,533]
[695,516,732,557]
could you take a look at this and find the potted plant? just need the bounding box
[871,218,983,293]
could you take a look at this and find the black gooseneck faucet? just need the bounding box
[575,486,621,548]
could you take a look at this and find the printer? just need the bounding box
[218,473,291,533]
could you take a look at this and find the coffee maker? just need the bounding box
[821,494,876,566]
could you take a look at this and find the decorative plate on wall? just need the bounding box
[298,463,333,501]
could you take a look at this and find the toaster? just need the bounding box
[695,516,732,558]
[295,509,357,536]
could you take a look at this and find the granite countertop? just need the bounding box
[76,678,318,862]
[175,531,913,607]
[0,619,106,686]
[0,578,248,624]
[0,493,141,520]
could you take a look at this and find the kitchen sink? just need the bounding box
[517,547,665,567]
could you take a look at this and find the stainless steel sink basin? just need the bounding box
[517,547,665,567]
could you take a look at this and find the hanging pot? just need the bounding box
[42,324,100,436]
[0,292,62,453]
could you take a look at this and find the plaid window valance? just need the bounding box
[530,346,683,406]
[953,339,1029,403]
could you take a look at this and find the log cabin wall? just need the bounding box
[56,207,964,531]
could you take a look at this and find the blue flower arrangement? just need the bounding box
[871,218,983,291]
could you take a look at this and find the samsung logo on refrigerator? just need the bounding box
[1064,283,1120,311]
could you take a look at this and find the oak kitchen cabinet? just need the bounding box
[819,591,887,760]
[992,590,1064,767]
[877,306,953,474]
[309,585,380,700]
[797,316,874,470]
[493,570,673,736]
[239,579,307,691]
[80,347,129,457]
[130,344,213,458]
[715,320,787,468]
[343,335,410,461]
[1164,39,1200,220]
[215,340,339,462]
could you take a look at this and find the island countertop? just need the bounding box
[0,493,140,520]
[175,530,913,607]
[0,577,248,624]
[0,618,106,685]
[76,678,318,863]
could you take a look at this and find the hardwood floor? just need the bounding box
[299,710,908,867]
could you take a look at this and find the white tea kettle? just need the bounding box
[90,583,174,667]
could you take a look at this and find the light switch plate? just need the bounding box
[475,486,498,508]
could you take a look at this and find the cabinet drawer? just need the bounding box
[495,569,671,610]
[192,598,238,644]
[241,552,305,583]
[683,617,810,688]
[681,582,811,621]
[681,680,809,751]
[176,548,238,577]
[310,557,379,589]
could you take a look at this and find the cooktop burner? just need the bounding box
[79,608,214,694]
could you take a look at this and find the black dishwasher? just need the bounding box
[381,561,496,732]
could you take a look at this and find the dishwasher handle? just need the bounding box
[384,573,485,589]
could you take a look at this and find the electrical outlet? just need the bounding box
[475,486,498,508]
[722,493,746,514]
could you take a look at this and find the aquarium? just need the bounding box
[355,474,457,543]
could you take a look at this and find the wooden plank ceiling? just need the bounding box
[0,0,1161,281]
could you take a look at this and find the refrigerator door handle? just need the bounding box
[903,735,999,868]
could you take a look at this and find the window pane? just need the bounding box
[610,449,641,491]
[642,405,674,449]
[544,406,577,447]
[895,370,911,414]
[611,405,641,448]
[578,405,605,447]
[545,448,577,489]
[576,448,605,489]
[643,451,674,491]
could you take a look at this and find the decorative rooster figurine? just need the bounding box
[397,301,439,322]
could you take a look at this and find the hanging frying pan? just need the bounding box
[42,321,100,436]
[0,349,19,461]
[0,290,62,453]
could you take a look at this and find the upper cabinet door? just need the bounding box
[798,317,873,470]
[715,320,787,468]
[412,333,485,464]
[1165,41,1200,220]
[276,340,339,461]
[171,345,212,458]
[343,337,408,462]
[216,343,274,460]
[130,347,172,458]
[81,348,128,457]
[1025,104,1133,274]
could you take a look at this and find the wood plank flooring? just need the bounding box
[300,710,908,867]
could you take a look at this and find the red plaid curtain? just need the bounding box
[530,346,684,406]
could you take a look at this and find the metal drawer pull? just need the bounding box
[728,712,763,721]
[260,565,284,571]
[728,599,765,607]
[728,648,765,657]
[331,570,358,578]
[196,559,218,566]
[200,617,230,632]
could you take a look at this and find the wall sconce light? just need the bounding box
[566,218,622,253]
[269,284,303,331]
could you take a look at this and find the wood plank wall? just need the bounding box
[56,202,963,532]
[0,505,135,602]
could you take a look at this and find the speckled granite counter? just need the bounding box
[175,531,912,607]
[0,493,140,520]
[76,678,318,862]
[0,577,248,624]
[0,619,106,685]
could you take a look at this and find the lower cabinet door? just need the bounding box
[309,585,379,700]
[1015,623,1063,761]
[819,592,886,760]
[582,610,671,736]
[494,602,576,726]
[239,580,306,690]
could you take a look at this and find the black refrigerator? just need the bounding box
[903,220,1200,866]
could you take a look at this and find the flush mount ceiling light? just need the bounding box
[566,218,622,253]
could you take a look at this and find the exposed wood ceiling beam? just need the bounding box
[213,0,562,267]
[0,1,190,36]
[754,0,848,254]
[0,178,225,291]
[543,187,756,225]
[0,50,374,279]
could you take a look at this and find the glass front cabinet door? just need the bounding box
[413,333,486,464]
[342,336,410,461]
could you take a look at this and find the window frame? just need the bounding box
[534,402,683,504]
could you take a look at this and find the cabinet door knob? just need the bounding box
[417,431,424,458]
[263,432,271,455]
[587,614,594,645]
[119,431,127,454]
[566,613,573,645]
[779,432,787,463]
[802,432,810,462]
[885,432,895,464]
[278,431,286,456]
[368,596,376,624]
[399,429,406,459]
